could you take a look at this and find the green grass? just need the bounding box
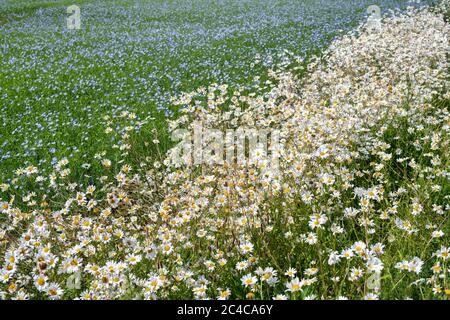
[0,0,419,191]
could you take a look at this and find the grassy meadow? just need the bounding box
[0,0,448,300]
[0,0,429,184]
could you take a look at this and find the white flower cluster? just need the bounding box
[0,4,448,300]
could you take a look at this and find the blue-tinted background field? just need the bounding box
[0,0,430,183]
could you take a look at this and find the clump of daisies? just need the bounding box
[0,3,449,300]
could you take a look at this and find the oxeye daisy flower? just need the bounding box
[436,247,449,260]
[257,267,277,283]
[193,285,207,298]
[273,294,288,300]
[0,270,12,284]
[308,213,328,229]
[370,243,385,255]
[431,230,444,238]
[218,258,227,267]
[86,185,96,194]
[217,288,231,300]
[366,258,384,273]
[304,267,318,276]
[301,191,314,204]
[25,166,38,176]
[14,290,29,300]
[285,277,304,292]
[353,241,367,254]
[34,274,48,291]
[349,268,364,281]
[161,243,173,255]
[431,263,442,274]
[102,159,112,168]
[239,241,254,254]
[285,268,297,278]
[46,283,63,300]
[204,260,215,271]
[241,274,257,288]
[305,233,318,245]
[408,257,424,274]
[126,254,142,265]
[0,201,11,213]
[62,257,82,273]
[364,293,379,300]
[236,261,249,271]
